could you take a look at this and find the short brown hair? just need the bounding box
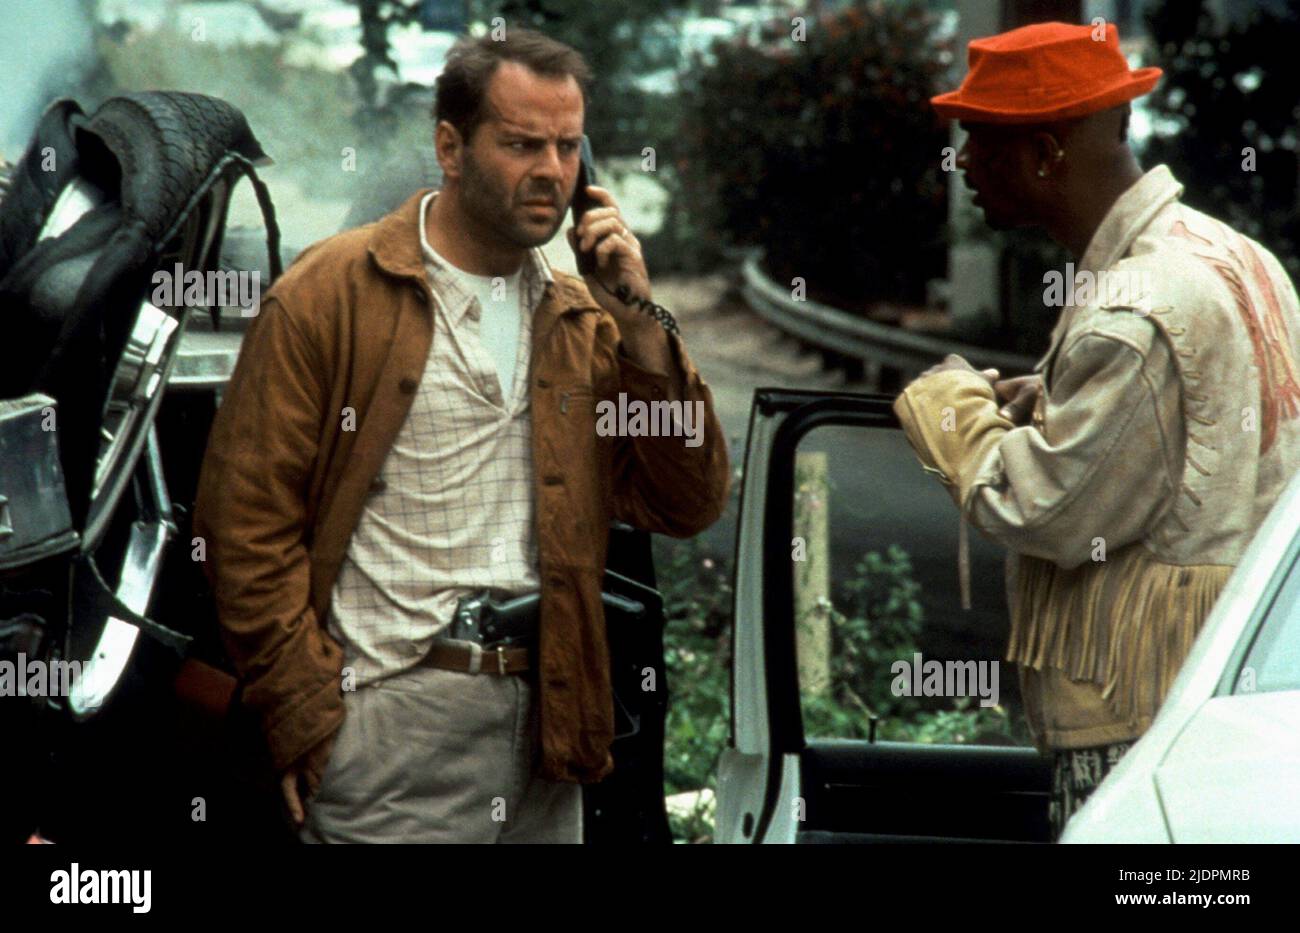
[434,28,591,141]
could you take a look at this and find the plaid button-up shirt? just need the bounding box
[326,191,553,685]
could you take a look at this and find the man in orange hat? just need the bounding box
[892,21,1300,840]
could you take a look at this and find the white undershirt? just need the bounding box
[422,240,524,400]
[468,267,523,399]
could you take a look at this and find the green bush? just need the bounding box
[670,1,951,309]
[1142,0,1300,279]
[465,0,692,157]
[657,471,1025,842]
[802,544,1021,744]
[659,533,734,797]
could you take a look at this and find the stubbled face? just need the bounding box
[454,61,585,248]
[956,121,1041,230]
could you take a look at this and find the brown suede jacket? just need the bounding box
[192,189,731,783]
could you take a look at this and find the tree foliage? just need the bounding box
[1142,0,1300,278]
[673,1,952,309]
[464,0,693,154]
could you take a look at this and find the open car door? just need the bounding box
[716,388,1052,844]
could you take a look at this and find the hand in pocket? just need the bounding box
[281,729,339,826]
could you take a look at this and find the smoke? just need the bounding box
[0,0,95,160]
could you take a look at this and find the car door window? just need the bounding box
[791,424,1032,746]
[1237,546,1300,694]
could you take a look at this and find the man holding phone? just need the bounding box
[192,28,730,843]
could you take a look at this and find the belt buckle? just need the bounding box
[496,645,507,675]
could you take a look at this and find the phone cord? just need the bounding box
[596,278,681,337]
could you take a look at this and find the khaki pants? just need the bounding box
[300,661,582,843]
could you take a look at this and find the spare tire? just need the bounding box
[0,91,279,535]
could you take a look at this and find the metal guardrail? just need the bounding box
[739,253,1038,376]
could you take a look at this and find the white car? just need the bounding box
[1064,464,1300,841]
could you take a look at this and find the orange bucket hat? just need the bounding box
[931,21,1161,124]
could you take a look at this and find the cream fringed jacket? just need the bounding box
[894,165,1300,752]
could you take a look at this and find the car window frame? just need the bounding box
[1217,508,1300,698]
[1227,532,1300,696]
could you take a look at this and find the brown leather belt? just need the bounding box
[420,641,531,676]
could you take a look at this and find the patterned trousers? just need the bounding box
[1049,739,1134,842]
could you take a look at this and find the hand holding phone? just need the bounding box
[570,135,599,275]
[564,137,678,336]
